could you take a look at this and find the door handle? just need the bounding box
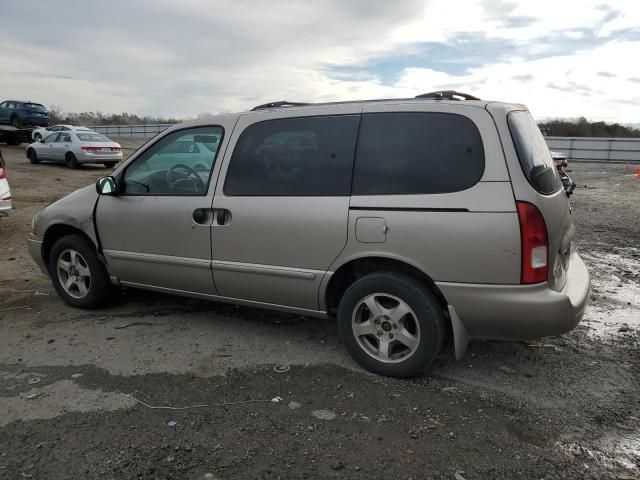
[214,209,231,226]
[192,208,212,225]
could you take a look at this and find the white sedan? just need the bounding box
[0,150,12,219]
[31,124,92,142]
[26,131,123,169]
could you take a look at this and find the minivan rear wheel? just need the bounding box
[337,272,445,378]
[49,235,115,308]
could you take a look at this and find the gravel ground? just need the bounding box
[0,142,638,480]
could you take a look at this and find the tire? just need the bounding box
[27,148,39,164]
[65,152,79,169]
[337,272,446,378]
[48,234,115,308]
[104,161,117,169]
[33,133,42,142]
[10,116,22,128]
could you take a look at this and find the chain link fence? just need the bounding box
[92,124,172,138]
[545,136,640,164]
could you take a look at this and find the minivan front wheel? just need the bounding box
[49,235,114,308]
[337,273,445,378]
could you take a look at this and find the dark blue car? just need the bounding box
[0,100,49,128]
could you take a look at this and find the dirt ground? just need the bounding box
[0,141,638,480]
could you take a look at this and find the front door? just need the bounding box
[40,133,60,160]
[210,109,361,310]
[95,121,235,295]
[51,132,72,160]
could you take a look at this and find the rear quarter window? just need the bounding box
[352,112,484,195]
[508,111,561,195]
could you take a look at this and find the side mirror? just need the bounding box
[96,176,117,195]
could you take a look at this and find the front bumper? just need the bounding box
[28,236,47,274]
[437,248,590,341]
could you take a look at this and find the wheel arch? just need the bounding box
[42,223,99,267]
[323,254,463,361]
[323,255,449,315]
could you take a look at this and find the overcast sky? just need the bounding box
[1,0,639,122]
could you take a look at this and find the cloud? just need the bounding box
[0,0,638,122]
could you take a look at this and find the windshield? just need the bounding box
[25,103,47,112]
[76,133,110,142]
[508,111,561,195]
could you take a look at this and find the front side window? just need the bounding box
[122,126,223,196]
[353,112,485,195]
[508,111,561,195]
[58,133,71,142]
[224,115,360,196]
[43,133,60,143]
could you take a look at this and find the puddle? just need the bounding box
[580,251,640,341]
[557,429,640,473]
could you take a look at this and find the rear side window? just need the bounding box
[508,111,561,195]
[224,115,360,196]
[25,103,47,112]
[353,112,484,195]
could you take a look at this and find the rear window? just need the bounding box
[508,111,561,195]
[352,112,484,195]
[24,103,47,112]
[77,133,110,142]
[224,115,359,196]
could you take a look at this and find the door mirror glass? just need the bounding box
[96,176,117,195]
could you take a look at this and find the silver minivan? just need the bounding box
[28,92,590,377]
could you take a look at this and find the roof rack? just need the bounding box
[415,91,480,101]
[251,101,310,111]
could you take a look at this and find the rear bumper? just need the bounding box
[28,237,47,274]
[437,249,590,341]
[77,152,123,163]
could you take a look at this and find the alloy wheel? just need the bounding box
[56,249,91,299]
[351,293,421,363]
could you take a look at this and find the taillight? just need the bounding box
[0,168,5,180]
[111,147,121,151]
[516,201,548,284]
